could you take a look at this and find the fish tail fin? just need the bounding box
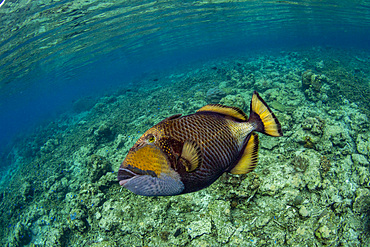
[249,91,283,137]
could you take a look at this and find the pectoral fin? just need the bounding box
[180,140,202,172]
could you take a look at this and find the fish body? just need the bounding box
[118,91,283,196]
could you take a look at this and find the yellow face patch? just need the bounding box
[123,144,169,176]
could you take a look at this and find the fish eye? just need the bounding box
[147,135,156,143]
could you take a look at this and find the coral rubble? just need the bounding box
[1,47,370,246]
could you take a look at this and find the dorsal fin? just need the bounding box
[180,140,202,172]
[158,114,182,125]
[230,133,259,174]
[196,104,248,121]
[164,114,182,121]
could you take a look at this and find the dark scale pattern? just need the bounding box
[158,112,247,193]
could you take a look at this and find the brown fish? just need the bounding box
[118,91,283,196]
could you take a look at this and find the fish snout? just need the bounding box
[117,144,185,196]
[117,167,139,182]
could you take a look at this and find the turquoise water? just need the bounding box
[0,0,370,246]
[1,0,369,151]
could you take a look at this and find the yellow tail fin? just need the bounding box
[249,91,283,137]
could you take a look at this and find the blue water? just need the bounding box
[0,0,369,160]
[1,1,370,245]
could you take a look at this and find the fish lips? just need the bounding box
[117,167,140,186]
[118,164,158,185]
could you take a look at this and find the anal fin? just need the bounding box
[230,133,259,174]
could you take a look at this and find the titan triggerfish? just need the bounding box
[118,91,283,196]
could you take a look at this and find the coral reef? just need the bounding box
[302,70,328,92]
[301,70,330,102]
[292,152,310,172]
[73,97,97,113]
[206,87,226,103]
[1,47,370,246]
[219,94,246,110]
[320,155,331,173]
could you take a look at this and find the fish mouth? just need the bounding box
[118,167,139,186]
[117,143,171,189]
[117,144,185,196]
[118,166,158,186]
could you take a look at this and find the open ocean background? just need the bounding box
[1,0,370,246]
[1,0,369,156]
